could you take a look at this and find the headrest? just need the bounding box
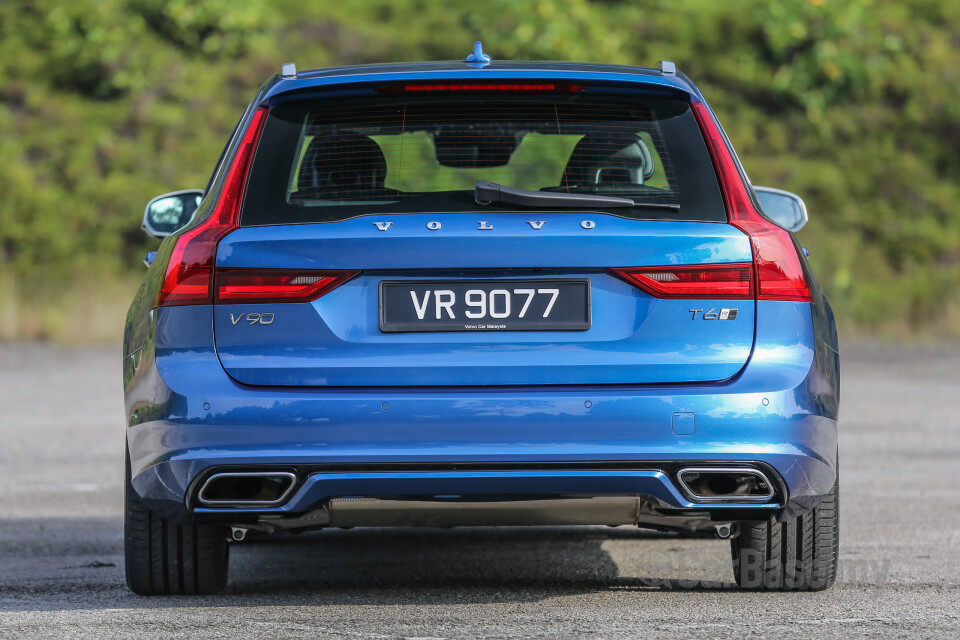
[297,131,388,194]
[561,132,655,189]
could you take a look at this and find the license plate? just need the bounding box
[379,279,591,333]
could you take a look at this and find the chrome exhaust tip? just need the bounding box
[197,472,297,507]
[676,467,775,502]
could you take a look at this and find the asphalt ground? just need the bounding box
[1,342,959,638]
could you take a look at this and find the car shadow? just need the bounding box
[0,517,739,613]
[229,526,736,596]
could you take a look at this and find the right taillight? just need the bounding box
[691,101,812,302]
[608,264,753,299]
[727,219,811,301]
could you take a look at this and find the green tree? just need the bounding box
[1,0,958,340]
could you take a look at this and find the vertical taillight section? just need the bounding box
[691,102,812,302]
[155,107,269,307]
[607,264,753,299]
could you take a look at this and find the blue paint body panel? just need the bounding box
[214,214,756,386]
[123,61,840,529]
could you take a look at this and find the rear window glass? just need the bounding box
[241,92,724,225]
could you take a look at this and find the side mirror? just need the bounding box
[753,186,808,233]
[142,189,204,238]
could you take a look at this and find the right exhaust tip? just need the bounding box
[677,467,775,502]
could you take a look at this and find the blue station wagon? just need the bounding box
[123,44,840,594]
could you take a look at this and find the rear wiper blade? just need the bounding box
[474,181,680,210]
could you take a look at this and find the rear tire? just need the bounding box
[731,476,839,591]
[124,452,229,595]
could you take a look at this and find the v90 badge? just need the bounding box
[230,312,275,326]
[689,308,738,320]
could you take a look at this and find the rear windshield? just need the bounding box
[241,92,725,225]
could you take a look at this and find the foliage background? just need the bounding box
[1,0,958,341]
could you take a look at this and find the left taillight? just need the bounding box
[608,264,754,299]
[155,107,268,307]
[215,269,359,304]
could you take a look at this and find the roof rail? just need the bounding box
[281,62,297,79]
[658,60,676,76]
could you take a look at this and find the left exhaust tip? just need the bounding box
[197,472,297,507]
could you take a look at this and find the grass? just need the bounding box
[0,273,141,344]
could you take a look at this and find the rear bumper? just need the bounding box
[124,305,839,526]
[189,466,784,522]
